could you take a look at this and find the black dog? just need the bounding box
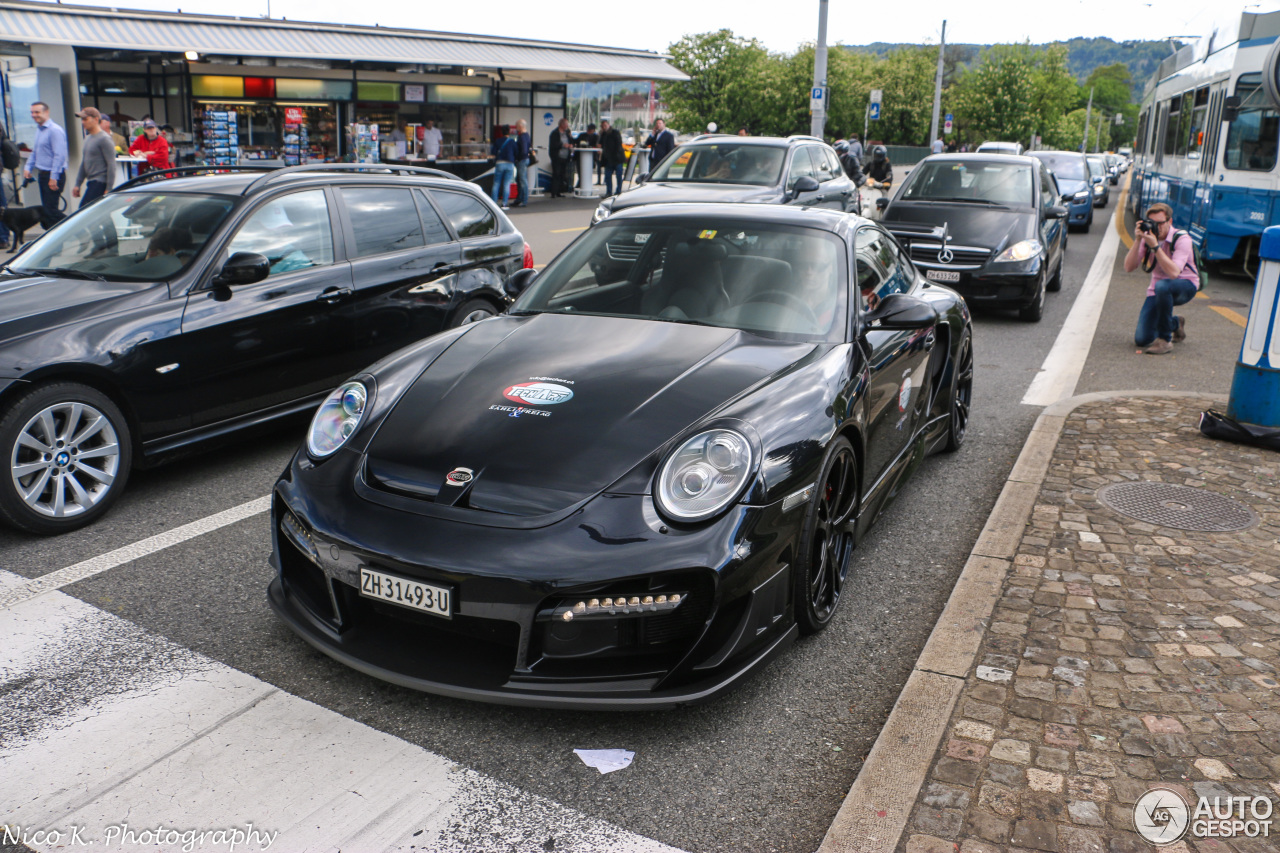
[0,205,46,252]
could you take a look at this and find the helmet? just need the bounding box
[833,139,849,153]
[872,145,887,162]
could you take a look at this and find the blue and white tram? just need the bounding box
[1131,8,1280,276]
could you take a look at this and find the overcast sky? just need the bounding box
[55,0,1269,55]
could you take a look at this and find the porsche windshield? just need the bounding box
[647,144,786,186]
[9,192,236,281]
[513,220,848,342]
[903,160,1034,206]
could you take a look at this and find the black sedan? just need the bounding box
[882,154,1067,322]
[268,203,974,709]
[0,165,529,534]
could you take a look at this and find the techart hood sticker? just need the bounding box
[502,380,574,406]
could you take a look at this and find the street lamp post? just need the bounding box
[811,0,829,138]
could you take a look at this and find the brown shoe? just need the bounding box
[1144,338,1174,355]
[1173,315,1186,342]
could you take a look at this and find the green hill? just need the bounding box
[847,37,1175,100]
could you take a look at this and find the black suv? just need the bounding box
[591,135,860,224]
[0,164,531,534]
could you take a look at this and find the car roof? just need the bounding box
[114,165,473,199]
[603,201,861,233]
[678,135,830,149]
[919,152,1040,165]
[1029,150,1085,157]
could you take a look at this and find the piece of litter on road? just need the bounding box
[976,665,1013,683]
[574,749,634,774]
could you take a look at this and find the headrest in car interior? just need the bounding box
[671,239,729,260]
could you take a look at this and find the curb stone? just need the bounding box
[816,390,1229,853]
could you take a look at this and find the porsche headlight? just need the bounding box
[655,429,754,522]
[591,198,614,224]
[994,240,1043,263]
[307,381,368,458]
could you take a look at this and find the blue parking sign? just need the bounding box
[869,103,881,121]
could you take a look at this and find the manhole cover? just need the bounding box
[1096,483,1257,532]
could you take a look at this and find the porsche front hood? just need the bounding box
[363,313,813,517]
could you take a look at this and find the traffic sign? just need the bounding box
[944,112,953,134]
[870,89,882,105]
[810,87,826,112]
[869,103,881,121]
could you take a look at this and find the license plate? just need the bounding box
[359,567,452,619]
[926,269,961,282]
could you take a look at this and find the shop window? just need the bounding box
[90,74,150,96]
[498,90,532,107]
[1224,73,1280,172]
[226,191,334,277]
[340,188,425,257]
[429,85,488,105]
[413,191,453,245]
[431,190,496,239]
[533,91,564,108]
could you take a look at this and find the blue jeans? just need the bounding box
[80,179,107,207]
[515,158,529,206]
[603,164,624,196]
[1135,278,1197,346]
[491,161,515,206]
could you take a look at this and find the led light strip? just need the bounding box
[555,593,686,622]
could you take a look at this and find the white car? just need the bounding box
[976,141,1024,156]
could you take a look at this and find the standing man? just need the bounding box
[848,133,863,165]
[71,107,116,207]
[931,136,944,155]
[24,101,68,229]
[100,115,127,152]
[129,119,171,173]
[489,126,516,210]
[645,118,676,169]
[513,119,532,208]
[599,119,625,197]
[548,118,574,198]
[421,119,443,159]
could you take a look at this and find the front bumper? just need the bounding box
[267,451,802,709]
[923,263,1043,310]
[1067,200,1092,225]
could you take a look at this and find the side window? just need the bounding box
[787,148,818,188]
[855,228,910,309]
[825,148,844,180]
[432,190,498,238]
[225,189,333,278]
[1040,167,1057,212]
[1224,73,1280,172]
[340,188,425,258]
[815,147,839,182]
[413,191,454,246]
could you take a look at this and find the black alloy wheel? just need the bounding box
[451,298,498,327]
[0,382,133,535]
[795,436,858,634]
[943,331,974,452]
[1018,277,1045,323]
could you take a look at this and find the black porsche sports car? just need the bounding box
[269,203,974,709]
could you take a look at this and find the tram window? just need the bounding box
[1175,92,1193,156]
[1137,110,1149,155]
[1163,96,1181,156]
[1224,73,1280,172]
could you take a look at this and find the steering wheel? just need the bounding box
[745,289,820,327]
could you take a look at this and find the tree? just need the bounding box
[662,30,775,135]
[871,46,937,145]
[1084,63,1134,113]
[951,44,1041,147]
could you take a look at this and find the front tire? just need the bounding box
[0,383,132,534]
[794,437,858,635]
[943,332,974,452]
[1018,278,1045,322]
[1047,256,1063,292]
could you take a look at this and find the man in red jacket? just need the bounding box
[129,119,171,173]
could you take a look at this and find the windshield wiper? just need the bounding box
[924,197,1009,207]
[27,267,108,281]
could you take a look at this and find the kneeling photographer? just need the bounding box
[1123,202,1200,355]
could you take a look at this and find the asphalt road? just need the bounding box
[2,174,1250,853]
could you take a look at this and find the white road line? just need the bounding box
[0,569,685,853]
[1021,210,1122,406]
[0,495,271,612]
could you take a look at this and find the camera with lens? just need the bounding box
[1137,219,1154,234]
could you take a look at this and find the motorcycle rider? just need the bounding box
[833,139,865,188]
[864,145,893,219]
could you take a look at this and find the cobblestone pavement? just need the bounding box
[898,397,1280,853]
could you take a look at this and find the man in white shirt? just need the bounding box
[421,120,443,159]
[931,137,944,155]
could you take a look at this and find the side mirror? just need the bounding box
[1046,205,1068,219]
[1222,95,1241,123]
[1091,175,1103,184]
[865,293,938,329]
[790,175,820,199]
[214,252,270,286]
[505,267,539,298]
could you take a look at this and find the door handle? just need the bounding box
[923,331,937,351]
[816,195,826,202]
[317,287,352,303]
